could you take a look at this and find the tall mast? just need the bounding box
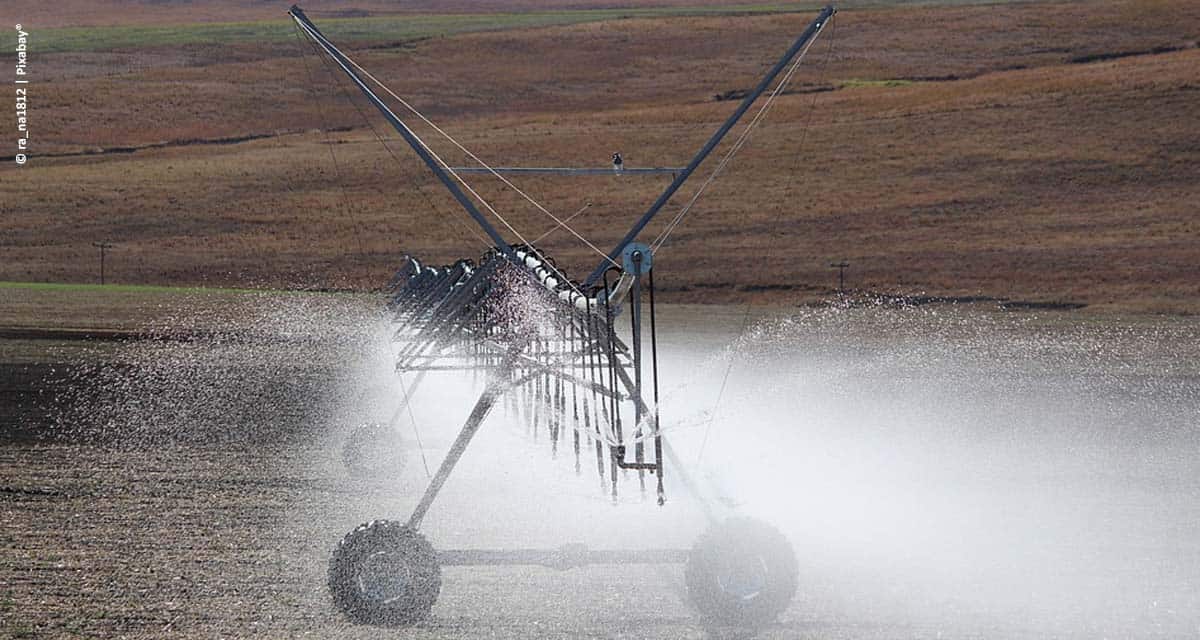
[290,4,836,279]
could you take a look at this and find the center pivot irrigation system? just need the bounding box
[289,4,836,630]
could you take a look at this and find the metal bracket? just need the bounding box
[622,242,653,274]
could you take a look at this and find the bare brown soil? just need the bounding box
[2,0,1199,313]
[2,441,1107,640]
[3,299,1199,638]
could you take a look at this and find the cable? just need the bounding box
[292,22,366,279]
[530,201,594,245]
[294,17,615,269]
[293,20,526,248]
[694,306,752,464]
[299,26,492,251]
[696,13,838,466]
[293,16,615,309]
[652,17,831,254]
[340,53,620,269]
[397,372,432,479]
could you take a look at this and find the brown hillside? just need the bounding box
[2,0,1198,313]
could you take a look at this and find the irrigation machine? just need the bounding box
[289,4,836,631]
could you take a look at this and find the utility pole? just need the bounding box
[93,242,114,285]
[830,261,849,294]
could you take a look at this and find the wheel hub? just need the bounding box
[357,551,414,604]
[716,554,768,601]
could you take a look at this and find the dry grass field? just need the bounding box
[23,0,788,28]
[2,0,1198,313]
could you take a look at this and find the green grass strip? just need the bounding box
[0,281,374,298]
[839,78,917,89]
[0,281,260,294]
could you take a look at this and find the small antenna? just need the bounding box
[92,241,115,285]
[829,261,849,294]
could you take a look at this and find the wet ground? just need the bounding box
[2,298,1198,638]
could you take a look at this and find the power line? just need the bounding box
[830,261,849,294]
[92,241,114,285]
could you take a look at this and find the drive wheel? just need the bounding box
[684,517,798,629]
[328,519,441,626]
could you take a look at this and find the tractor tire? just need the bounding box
[684,517,798,629]
[342,422,405,479]
[328,519,441,626]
